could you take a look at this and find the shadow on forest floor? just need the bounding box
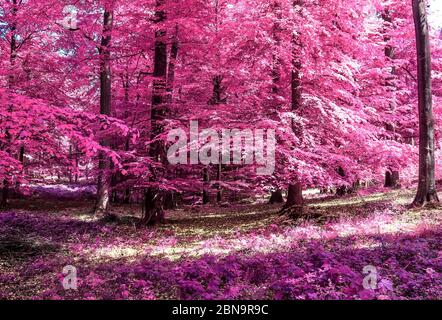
[0,188,441,299]
[0,236,60,264]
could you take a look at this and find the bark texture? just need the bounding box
[95,8,114,216]
[411,0,439,206]
[286,7,304,209]
[142,0,168,225]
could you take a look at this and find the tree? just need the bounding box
[285,0,304,209]
[0,0,18,208]
[142,0,168,225]
[382,6,401,189]
[95,3,115,215]
[411,0,439,206]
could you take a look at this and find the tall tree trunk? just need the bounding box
[216,160,222,203]
[142,0,168,225]
[121,74,133,204]
[74,144,79,183]
[411,0,439,206]
[207,75,226,203]
[268,1,284,203]
[69,145,73,183]
[94,7,114,215]
[286,5,304,208]
[166,25,179,107]
[202,167,210,204]
[163,25,180,210]
[1,0,18,209]
[382,8,401,189]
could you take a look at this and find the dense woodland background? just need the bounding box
[0,0,441,300]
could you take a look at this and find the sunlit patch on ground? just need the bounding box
[87,245,146,261]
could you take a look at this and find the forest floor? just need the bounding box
[0,188,441,300]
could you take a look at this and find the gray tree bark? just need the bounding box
[411,0,439,206]
[382,8,400,189]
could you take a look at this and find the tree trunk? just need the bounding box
[411,0,439,206]
[382,8,401,189]
[216,161,222,203]
[163,25,180,209]
[121,76,132,204]
[286,7,304,209]
[69,145,73,184]
[164,191,178,210]
[0,180,9,209]
[385,170,400,188]
[74,144,79,183]
[202,167,210,204]
[142,0,168,225]
[207,75,226,204]
[95,8,114,216]
[123,187,131,204]
[335,166,353,196]
[336,185,351,196]
[269,2,284,201]
[166,24,179,107]
[269,189,284,204]
[1,0,18,210]
[142,188,165,225]
[286,182,303,207]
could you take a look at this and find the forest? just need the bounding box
[0,0,441,301]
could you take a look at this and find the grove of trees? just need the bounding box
[1,0,441,221]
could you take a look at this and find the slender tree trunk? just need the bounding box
[95,7,114,215]
[411,0,439,206]
[1,0,18,209]
[271,1,282,96]
[0,128,12,207]
[207,75,226,204]
[166,25,179,107]
[269,2,284,202]
[69,145,73,183]
[286,7,304,208]
[203,167,210,204]
[74,144,79,183]
[382,8,401,188]
[123,134,131,204]
[216,161,222,203]
[142,0,168,225]
[0,179,9,209]
[213,78,223,204]
[119,75,133,204]
[163,25,180,210]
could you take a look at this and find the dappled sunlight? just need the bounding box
[313,192,388,209]
[78,202,442,263]
[1,189,441,300]
[87,245,146,261]
[0,0,441,303]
